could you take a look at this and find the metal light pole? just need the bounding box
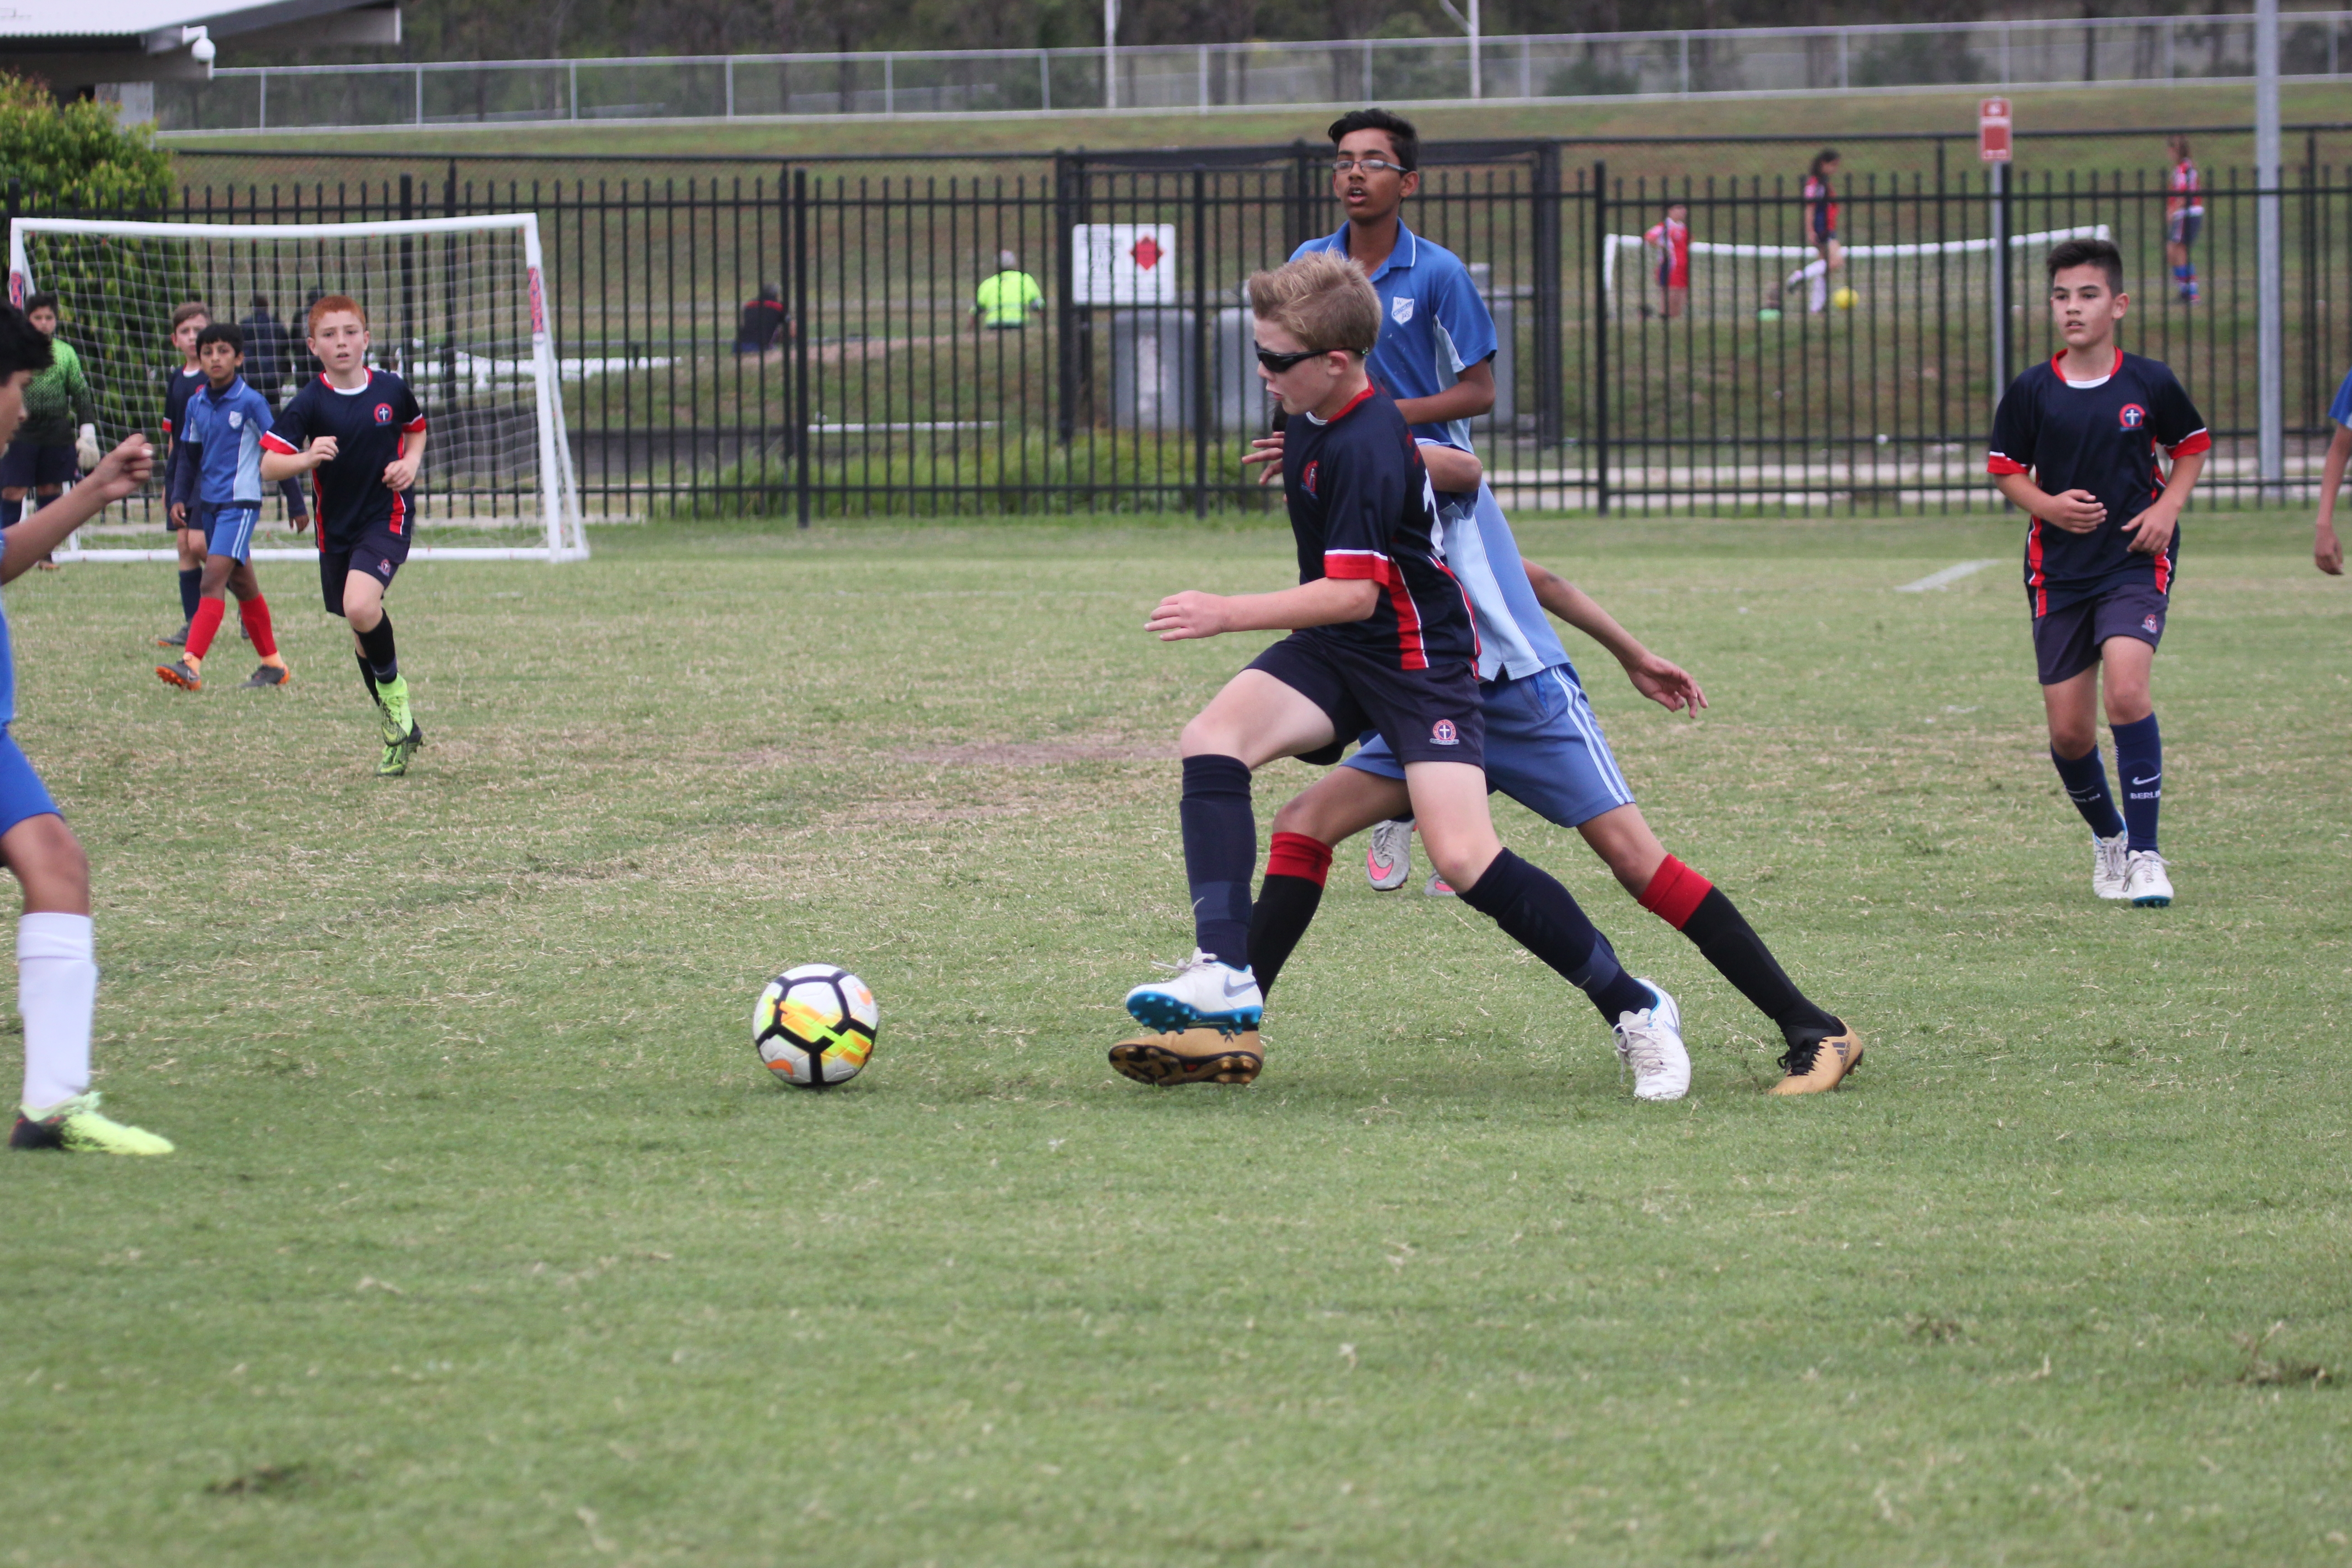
[2256,0,2284,492]
[1104,0,1118,109]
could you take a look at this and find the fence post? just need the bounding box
[1592,159,1608,516]
[1055,152,1078,445]
[398,172,416,375]
[1533,142,1563,450]
[1289,140,1318,255]
[793,167,811,529]
[1191,165,1210,518]
[2256,0,2284,495]
[1989,160,2010,407]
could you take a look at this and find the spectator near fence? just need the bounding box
[972,253,1044,331]
[733,285,788,354]
[2165,134,2203,305]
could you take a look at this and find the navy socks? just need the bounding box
[1179,755,1256,970]
[2112,714,2162,852]
[355,614,399,681]
[0,498,20,528]
[1457,848,1655,1024]
[2050,744,2127,840]
[177,568,202,622]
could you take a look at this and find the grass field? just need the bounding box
[3,510,2349,1565]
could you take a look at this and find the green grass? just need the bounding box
[3,510,2349,1565]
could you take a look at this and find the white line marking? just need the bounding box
[1896,559,2000,593]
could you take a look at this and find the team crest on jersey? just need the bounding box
[2118,402,2147,429]
[1390,295,1414,325]
[226,410,242,428]
[373,402,394,425]
[1431,719,1458,746]
[1301,460,1318,497]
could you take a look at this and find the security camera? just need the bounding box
[191,34,216,61]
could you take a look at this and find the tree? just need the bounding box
[0,73,173,211]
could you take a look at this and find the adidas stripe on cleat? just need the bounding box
[1109,1027,1263,1087]
[1769,1025,1864,1096]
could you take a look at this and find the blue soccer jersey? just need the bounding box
[2328,365,2352,430]
[1284,385,1476,671]
[1988,349,2210,614]
[262,371,426,544]
[1289,223,1498,451]
[1416,452,1571,683]
[174,375,276,508]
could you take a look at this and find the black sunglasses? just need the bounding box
[1254,345,1322,372]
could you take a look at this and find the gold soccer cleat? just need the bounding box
[1768,1025,1864,1096]
[1108,1026,1263,1087]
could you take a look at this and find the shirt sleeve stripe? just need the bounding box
[1985,453,2028,475]
[1323,548,1389,580]
[404,416,428,432]
[258,432,300,455]
[2165,429,2211,456]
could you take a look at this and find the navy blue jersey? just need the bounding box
[161,366,203,507]
[261,371,425,543]
[1988,349,2210,613]
[1282,385,1476,671]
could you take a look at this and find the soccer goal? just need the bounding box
[6,214,586,563]
[1600,222,2115,321]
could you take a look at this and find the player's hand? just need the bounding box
[75,424,102,472]
[168,500,186,526]
[1623,651,1708,717]
[1147,590,1232,641]
[2044,489,2107,532]
[1243,431,1285,488]
[82,435,154,502]
[308,435,340,466]
[381,455,419,491]
[290,511,311,535]
[2317,522,2345,576]
[2120,505,2177,555]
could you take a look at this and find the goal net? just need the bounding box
[1601,223,2114,321]
[6,214,586,562]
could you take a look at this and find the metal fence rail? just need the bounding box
[18,137,2351,519]
[154,11,2352,135]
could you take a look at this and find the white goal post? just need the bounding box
[1601,222,2115,306]
[7,214,586,563]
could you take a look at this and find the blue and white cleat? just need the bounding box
[2125,850,2173,908]
[1612,982,1689,1102]
[1124,949,1264,1034]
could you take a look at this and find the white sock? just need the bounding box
[19,912,96,1113]
[1809,273,1830,312]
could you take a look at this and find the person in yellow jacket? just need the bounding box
[972,251,1045,330]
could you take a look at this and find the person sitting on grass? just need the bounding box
[155,323,291,693]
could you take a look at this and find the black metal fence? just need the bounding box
[23,132,2352,518]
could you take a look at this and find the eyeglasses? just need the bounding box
[1254,345,1322,373]
[1332,157,1409,176]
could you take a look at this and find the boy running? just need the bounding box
[157,301,211,647]
[0,306,172,1155]
[1111,253,1677,1091]
[1643,202,1691,322]
[1988,237,2208,907]
[2165,134,2202,306]
[154,323,292,693]
[259,296,427,775]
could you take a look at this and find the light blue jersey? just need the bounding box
[1429,478,1572,683]
[1290,221,1497,451]
[181,376,275,506]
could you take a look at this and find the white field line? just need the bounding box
[1895,559,2000,593]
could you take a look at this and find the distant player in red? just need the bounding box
[1642,202,1690,321]
[2165,133,2202,304]
[1762,149,1842,319]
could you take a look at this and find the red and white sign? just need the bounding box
[1072,223,1175,305]
[1980,98,2013,163]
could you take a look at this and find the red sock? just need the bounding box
[238,595,278,658]
[1265,831,1334,886]
[1637,854,1714,930]
[185,597,227,660]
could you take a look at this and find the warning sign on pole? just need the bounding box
[1980,98,2013,163]
[1072,224,1176,305]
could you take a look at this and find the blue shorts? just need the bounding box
[201,502,261,563]
[0,730,61,838]
[1345,663,1636,829]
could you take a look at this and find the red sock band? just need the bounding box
[1265,831,1334,887]
[1637,854,1714,930]
[238,595,278,658]
[185,596,227,659]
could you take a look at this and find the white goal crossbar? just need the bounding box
[1601,223,2114,298]
[7,214,587,564]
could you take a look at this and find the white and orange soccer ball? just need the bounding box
[753,965,878,1088]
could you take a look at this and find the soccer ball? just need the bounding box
[1831,286,1858,311]
[753,965,878,1088]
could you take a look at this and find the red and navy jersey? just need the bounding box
[2167,158,2202,216]
[161,365,203,505]
[261,370,425,544]
[1803,175,1838,241]
[1645,216,1690,288]
[1988,349,2210,612]
[1283,385,1476,671]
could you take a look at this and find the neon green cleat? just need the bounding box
[10,1093,174,1156]
[377,674,413,744]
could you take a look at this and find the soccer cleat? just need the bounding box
[377,726,423,778]
[1769,1024,1864,1096]
[1366,818,1413,891]
[2125,850,2173,908]
[2092,831,2131,900]
[155,623,189,649]
[1423,872,1456,897]
[1612,983,1689,1101]
[241,663,290,689]
[1108,1027,1263,1087]
[155,659,201,691]
[1123,949,1263,1033]
[377,675,415,745]
[11,1093,173,1156]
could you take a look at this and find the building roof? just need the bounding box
[1,0,389,47]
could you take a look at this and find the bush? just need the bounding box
[0,71,173,210]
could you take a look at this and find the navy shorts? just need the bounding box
[2169,211,2203,247]
[1249,630,1484,769]
[319,527,410,616]
[0,441,76,490]
[200,502,261,563]
[0,729,61,838]
[2033,583,2168,686]
[1348,662,1634,828]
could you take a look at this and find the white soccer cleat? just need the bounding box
[1366,818,1413,892]
[1124,949,1263,1034]
[2092,831,2131,900]
[1612,983,1690,1102]
[2125,850,2173,908]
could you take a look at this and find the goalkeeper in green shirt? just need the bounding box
[972,252,1044,330]
[1,294,101,568]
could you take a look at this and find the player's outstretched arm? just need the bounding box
[2313,426,2349,576]
[1522,557,1706,717]
[1416,441,1483,493]
[2,436,151,583]
[1392,361,1496,428]
[1147,577,1379,642]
